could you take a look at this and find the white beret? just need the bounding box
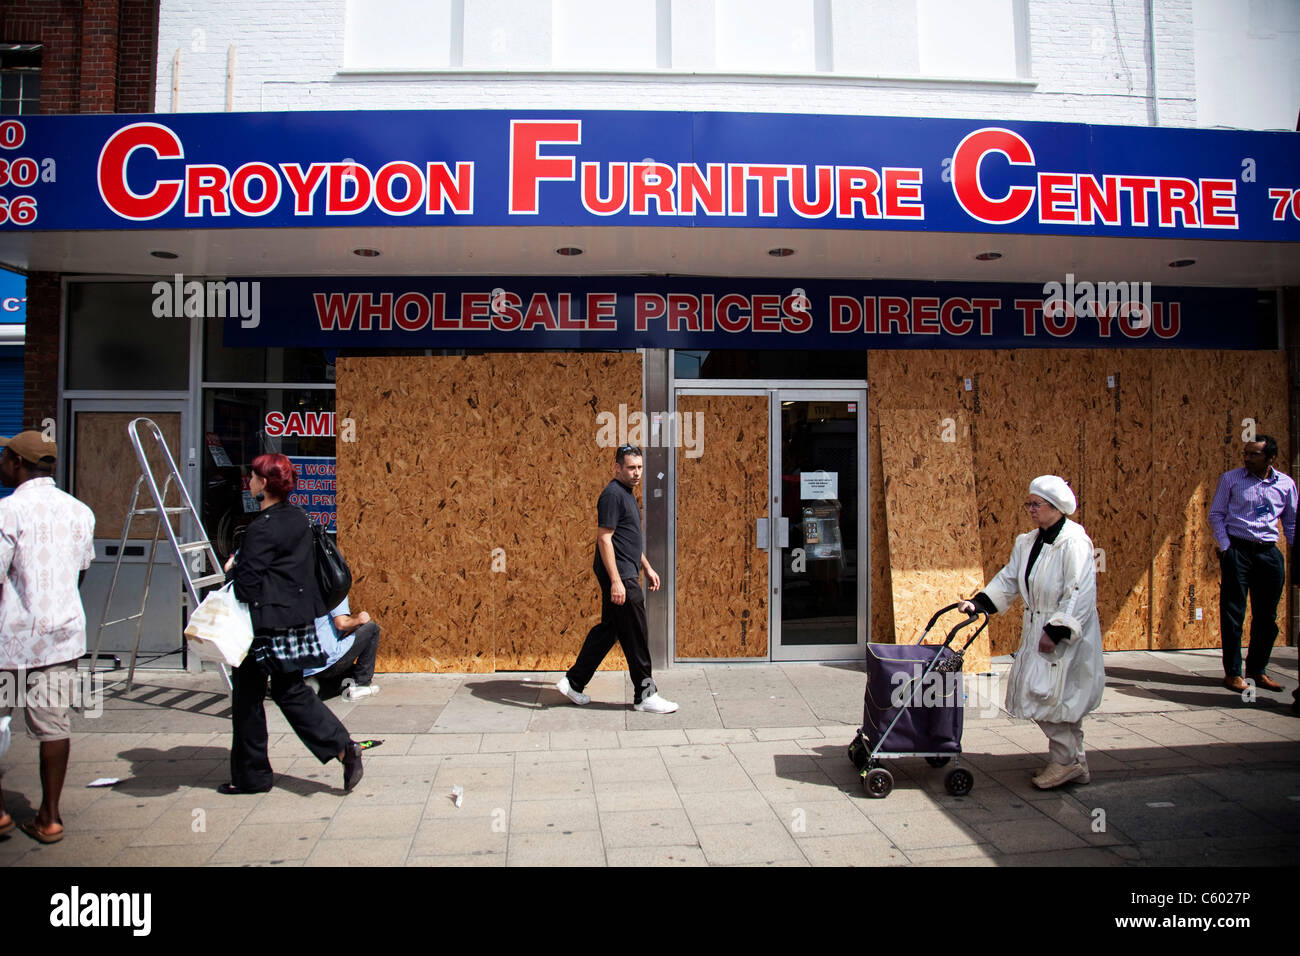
[1029,475,1076,515]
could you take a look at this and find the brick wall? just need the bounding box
[1,1,159,426]
[20,273,59,431]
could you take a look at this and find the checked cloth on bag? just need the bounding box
[251,624,327,672]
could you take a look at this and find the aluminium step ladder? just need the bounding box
[90,417,230,691]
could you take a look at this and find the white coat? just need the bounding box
[982,519,1105,723]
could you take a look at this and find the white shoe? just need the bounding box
[556,676,589,706]
[633,693,678,714]
[343,683,380,701]
[1033,762,1084,789]
[305,677,321,696]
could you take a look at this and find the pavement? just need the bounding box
[1,647,1297,867]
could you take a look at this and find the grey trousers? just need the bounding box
[1036,719,1086,768]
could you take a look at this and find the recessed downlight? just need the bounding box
[352,248,381,258]
[974,251,1002,261]
[556,246,584,256]
[149,250,179,260]
[767,247,795,258]
[1168,258,1196,268]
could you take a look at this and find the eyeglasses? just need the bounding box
[616,444,642,457]
[1023,500,1053,510]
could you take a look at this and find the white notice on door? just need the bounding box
[800,471,838,500]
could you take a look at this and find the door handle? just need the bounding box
[777,517,789,548]
[756,518,769,550]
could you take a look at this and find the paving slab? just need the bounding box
[2,648,1296,868]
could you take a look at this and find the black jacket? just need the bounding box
[231,501,325,631]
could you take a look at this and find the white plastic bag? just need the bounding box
[0,714,11,760]
[184,583,254,667]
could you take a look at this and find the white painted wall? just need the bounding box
[1194,0,1300,130]
[154,0,1234,128]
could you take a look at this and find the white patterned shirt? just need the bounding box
[0,477,97,670]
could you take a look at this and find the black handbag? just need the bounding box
[312,520,353,610]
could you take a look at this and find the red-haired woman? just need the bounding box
[219,453,363,794]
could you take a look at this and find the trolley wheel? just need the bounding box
[848,736,868,770]
[925,756,951,768]
[945,767,974,796]
[863,767,894,799]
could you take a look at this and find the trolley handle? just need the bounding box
[918,602,983,642]
[921,602,970,634]
[946,612,989,653]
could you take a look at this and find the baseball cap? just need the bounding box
[0,430,58,465]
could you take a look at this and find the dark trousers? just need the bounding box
[230,652,351,790]
[312,622,381,695]
[566,575,656,704]
[1219,540,1285,678]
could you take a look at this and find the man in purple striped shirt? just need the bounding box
[1208,435,1296,693]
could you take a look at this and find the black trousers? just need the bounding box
[566,574,656,704]
[1219,540,1285,678]
[230,651,351,790]
[312,622,381,695]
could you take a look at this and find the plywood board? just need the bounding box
[866,353,976,650]
[878,408,989,673]
[490,352,642,672]
[337,352,643,674]
[1078,353,1153,651]
[74,412,183,542]
[1151,351,1289,651]
[675,394,769,658]
[337,354,497,673]
[974,351,1153,653]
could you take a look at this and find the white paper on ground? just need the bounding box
[88,778,120,788]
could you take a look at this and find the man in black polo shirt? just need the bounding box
[557,445,677,714]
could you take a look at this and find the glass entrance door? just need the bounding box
[672,386,866,662]
[771,390,867,660]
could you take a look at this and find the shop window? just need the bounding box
[65,283,189,391]
[916,0,1019,79]
[714,0,821,73]
[553,0,660,71]
[202,387,336,559]
[203,317,335,384]
[0,43,41,115]
[343,0,456,69]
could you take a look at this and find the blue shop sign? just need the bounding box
[220,276,1261,350]
[1,111,1297,241]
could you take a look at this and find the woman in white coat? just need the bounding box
[959,476,1105,789]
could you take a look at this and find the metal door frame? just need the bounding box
[670,382,868,662]
[770,387,868,661]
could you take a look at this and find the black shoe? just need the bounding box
[342,741,364,792]
[218,782,271,795]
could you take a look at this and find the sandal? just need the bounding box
[20,819,64,844]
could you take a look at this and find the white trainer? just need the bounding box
[343,683,380,701]
[305,677,322,696]
[633,693,678,714]
[1033,761,1084,789]
[556,676,590,706]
